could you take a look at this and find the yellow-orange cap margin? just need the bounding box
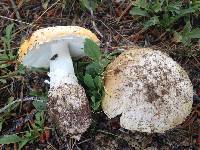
[18,26,99,62]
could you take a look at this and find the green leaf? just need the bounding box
[188,28,200,39]
[191,1,200,11]
[0,79,7,84]
[18,130,39,150]
[5,24,14,40]
[86,61,102,76]
[180,21,191,45]
[94,76,103,90]
[1,23,14,51]
[91,96,101,111]
[183,21,191,34]
[0,122,3,131]
[144,16,160,29]
[130,7,149,16]
[84,38,101,61]
[0,134,22,144]
[7,97,15,112]
[35,111,45,128]
[167,1,182,14]
[91,91,100,99]
[80,0,98,11]
[18,64,26,75]
[181,36,190,45]
[42,0,50,9]
[99,58,110,68]
[134,0,149,9]
[29,90,48,100]
[93,101,101,111]
[0,63,11,69]
[173,31,182,43]
[161,15,176,29]
[180,7,196,16]
[33,100,46,111]
[18,138,30,150]
[0,54,9,61]
[86,58,110,76]
[84,74,95,88]
[151,1,163,13]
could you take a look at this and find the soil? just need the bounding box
[0,0,199,150]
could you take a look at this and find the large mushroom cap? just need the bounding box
[18,26,99,68]
[102,48,193,133]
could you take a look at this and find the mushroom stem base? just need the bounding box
[48,83,91,140]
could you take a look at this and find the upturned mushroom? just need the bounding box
[102,48,193,133]
[18,26,99,139]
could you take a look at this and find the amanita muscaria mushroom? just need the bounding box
[102,48,193,133]
[18,26,99,139]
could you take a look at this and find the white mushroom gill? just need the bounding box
[48,40,78,88]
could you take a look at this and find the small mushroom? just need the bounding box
[102,48,193,133]
[18,26,99,139]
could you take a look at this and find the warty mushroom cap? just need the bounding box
[18,26,99,68]
[102,48,193,133]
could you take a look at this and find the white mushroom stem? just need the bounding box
[48,40,78,88]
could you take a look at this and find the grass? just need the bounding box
[0,23,48,148]
[79,0,99,11]
[130,0,200,46]
[0,0,199,149]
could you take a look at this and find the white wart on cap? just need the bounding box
[18,26,99,139]
[102,48,193,133]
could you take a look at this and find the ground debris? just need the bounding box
[0,0,199,149]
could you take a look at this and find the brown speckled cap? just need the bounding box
[18,26,99,64]
[102,48,193,133]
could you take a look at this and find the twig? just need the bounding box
[0,49,5,52]
[117,2,132,22]
[96,129,117,137]
[13,0,61,36]
[71,138,77,150]
[0,15,34,26]
[19,77,24,113]
[77,138,92,145]
[0,81,17,91]
[90,8,103,38]
[193,55,200,67]
[0,97,43,113]
[9,0,22,21]
[153,31,167,43]
[92,21,103,38]
[47,142,57,150]
[97,19,132,44]
[54,130,63,147]
[68,0,76,15]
